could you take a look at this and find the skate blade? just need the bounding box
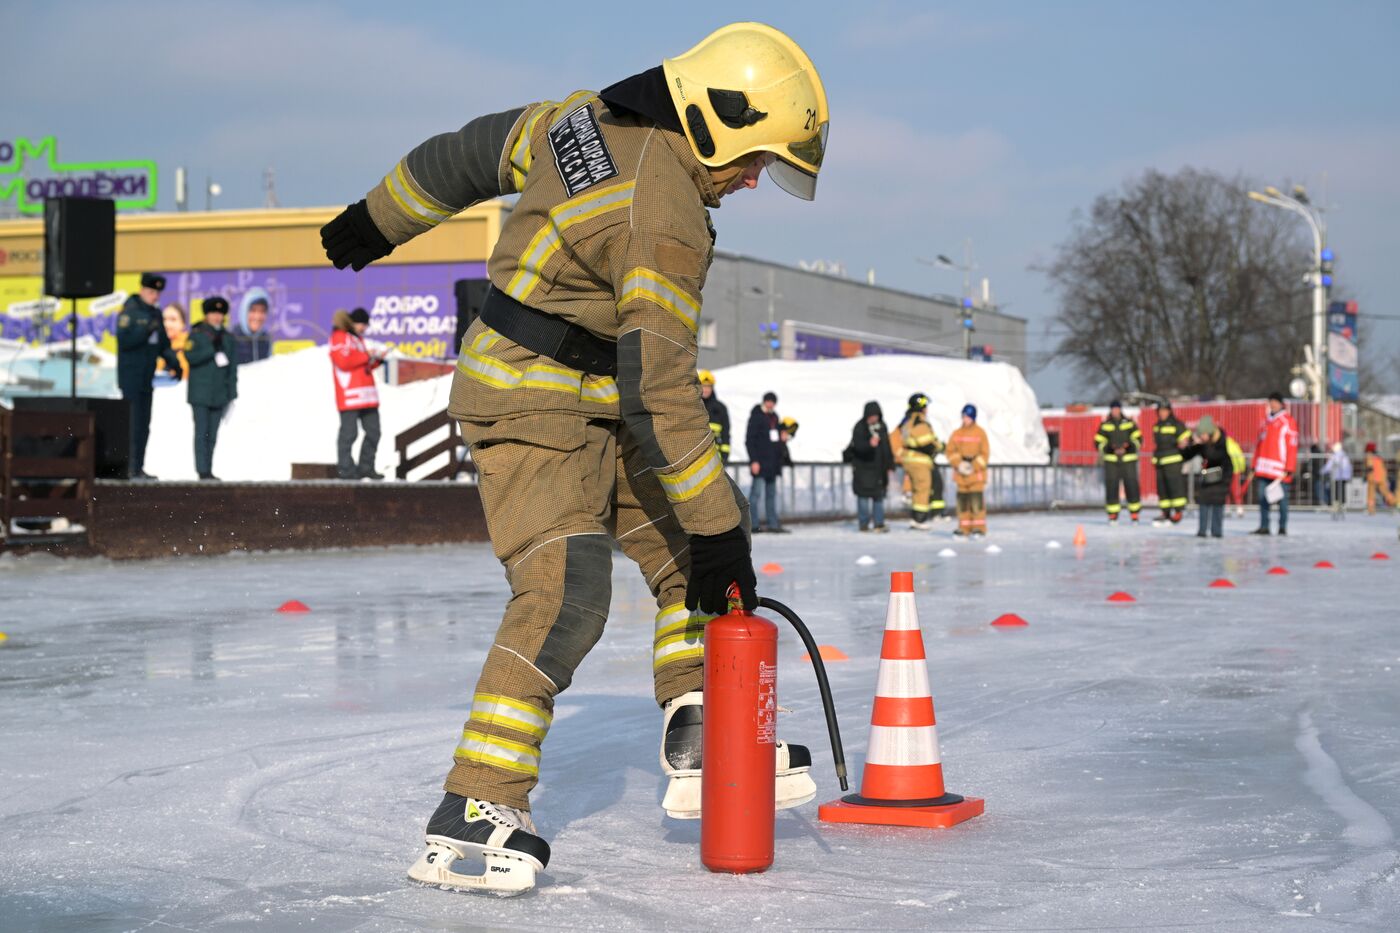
[661,769,817,819]
[407,838,539,897]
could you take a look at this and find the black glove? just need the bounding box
[686,525,757,615]
[321,199,394,271]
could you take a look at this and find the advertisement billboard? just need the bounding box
[0,261,483,362]
[1327,300,1359,403]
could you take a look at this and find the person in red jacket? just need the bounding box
[1250,392,1298,535]
[330,307,386,479]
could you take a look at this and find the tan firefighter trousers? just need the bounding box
[443,412,748,809]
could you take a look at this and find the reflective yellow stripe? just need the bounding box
[509,101,557,190]
[392,162,452,221]
[506,180,635,302]
[457,337,619,404]
[619,268,700,333]
[653,604,707,671]
[658,446,723,503]
[470,693,552,740]
[902,451,934,466]
[455,729,540,776]
[549,90,598,129]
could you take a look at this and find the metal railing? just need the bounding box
[1183,451,1392,512]
[726,461,1102,520]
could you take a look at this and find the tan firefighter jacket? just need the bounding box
[361,91,738,536]
[947,423,990,492]
[899,411,942,468]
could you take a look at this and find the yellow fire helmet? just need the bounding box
[663,22,829,201]
[697,369,716,386]
[781,416,800,435]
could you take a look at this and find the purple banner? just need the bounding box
[1,261,486,361]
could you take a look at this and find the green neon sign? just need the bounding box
[0,136,159,215]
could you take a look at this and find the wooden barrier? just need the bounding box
[1,408,96,546]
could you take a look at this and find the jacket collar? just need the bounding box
[658,126,720,207]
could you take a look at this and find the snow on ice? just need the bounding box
[2,511,1398,930]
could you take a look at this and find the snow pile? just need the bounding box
[712,355,1049,464]
[145,348,455,481]
[143,350,1049,480]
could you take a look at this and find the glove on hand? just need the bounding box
[685,525,757,615]
[957,460,974,476]
[321,199,394,271]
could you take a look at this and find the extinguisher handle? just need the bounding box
[757,596,849,792]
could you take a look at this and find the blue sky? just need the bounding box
[5,0,1397,403]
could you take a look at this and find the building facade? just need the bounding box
[698,252,1027,373]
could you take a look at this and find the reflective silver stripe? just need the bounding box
[580,378,620,403]
[387,163,450,223]
[658,447,724,503]
[619,269,700,333]
[470,694,552,740]
[455,729,540,775]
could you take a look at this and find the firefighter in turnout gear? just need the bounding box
[697,370,731,462]
[1096,400,1143,523]
[898,393,944,529]
[320,22,828,895]
[947,403,990,536]
[1151,401,1190,524]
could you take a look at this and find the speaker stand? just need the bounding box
[70,297,79,399]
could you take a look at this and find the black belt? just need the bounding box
[478,286,618,377]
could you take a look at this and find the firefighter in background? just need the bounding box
[1095,400,1143,524]
[697,370,731,462]
[1151,400,1190,525]
[1365,442,1396,513]
[319,22,827,894]
[897,393,944,530]
[1225,432,1249,518]
[947,403,989,537]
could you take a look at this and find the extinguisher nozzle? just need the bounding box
[757,596,849,796]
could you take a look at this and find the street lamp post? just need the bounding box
[919,239,980,359]
[1246,185,1329,447]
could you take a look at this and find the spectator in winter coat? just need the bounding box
[330,308,386,480]
[847,401,894,532]
[185,297,238,480]
[745,391,785,532]
[1181,415,1233,538]
[1365,442,1395,513]
[1321,442,1353,508]
[1251,392,1298,535]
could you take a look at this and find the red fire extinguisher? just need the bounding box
[701,593,848,874]
[701,605,778,873]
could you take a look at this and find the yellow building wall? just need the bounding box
[0,201,507,279]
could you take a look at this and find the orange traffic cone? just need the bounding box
[818,572,984,829]
[1072,525,1087,547]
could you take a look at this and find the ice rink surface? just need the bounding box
[2,511,1398,932]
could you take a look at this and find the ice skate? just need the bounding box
[908,518,930,531]
[407,793,550,896]
[659,690,815,819]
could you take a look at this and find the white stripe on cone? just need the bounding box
[875,658,932,699]
[867,724,942,767]
[884,592,920,631]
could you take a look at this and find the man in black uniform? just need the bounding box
[116,273,182,479]
[1151,400,1190,525]
[1094,400,1142,524]
[185,296,239,480]
[698,370,730,462]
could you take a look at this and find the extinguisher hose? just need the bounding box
[757,596,849,792]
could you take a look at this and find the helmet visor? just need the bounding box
[766,122,827,201]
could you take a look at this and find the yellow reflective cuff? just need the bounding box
[658,446,724,503]
[470,693,552,740]
[619,268,701,333]
[455,729,541,775]
[393,162,452,220]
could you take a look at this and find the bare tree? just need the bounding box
[1042,168,1314,399]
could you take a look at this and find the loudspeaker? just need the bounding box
[43,197,116,299]
[14,396,131,478]
[453,278,491,355]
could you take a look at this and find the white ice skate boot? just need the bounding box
[407,793,550,896]
[659,690,816,819]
